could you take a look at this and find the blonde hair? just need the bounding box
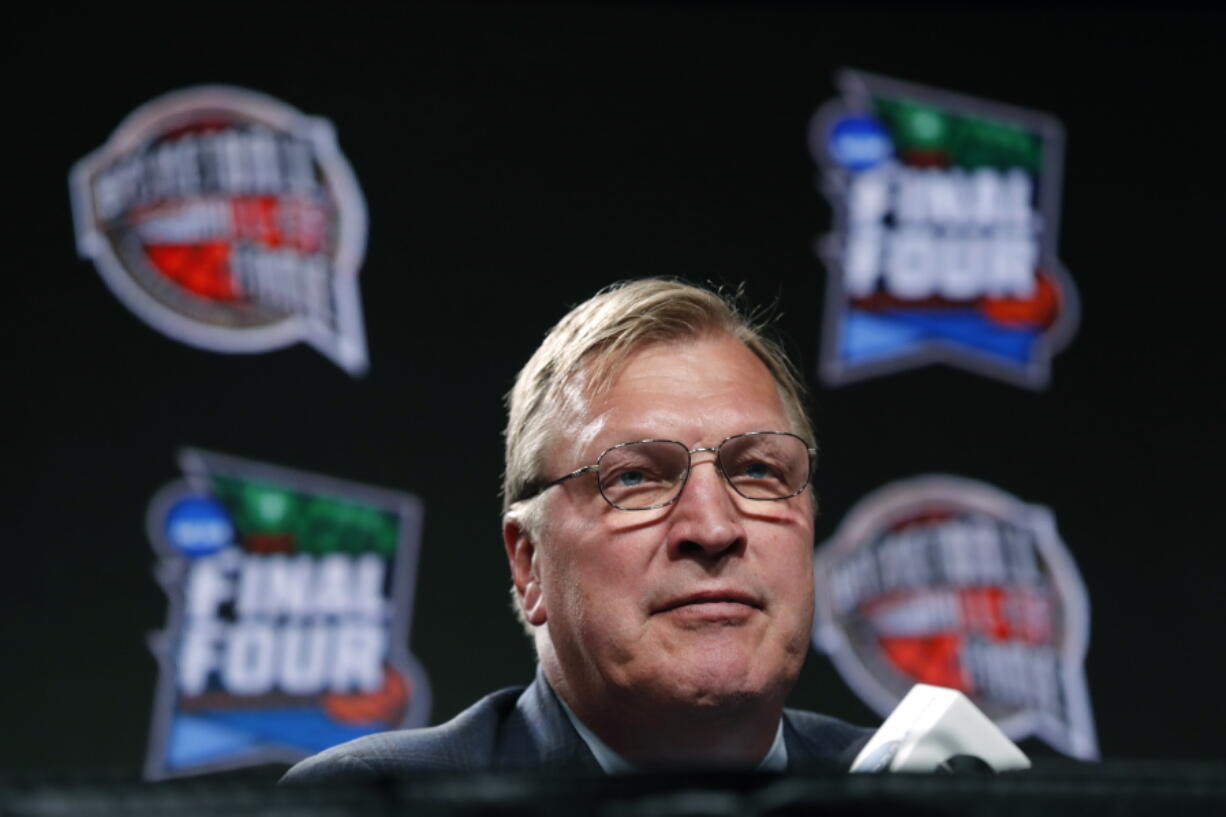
[502,278,814,523]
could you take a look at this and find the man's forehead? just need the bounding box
[546,334,788,460]
[582,333,767,396]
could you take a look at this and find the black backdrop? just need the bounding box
[9,4,1224,776]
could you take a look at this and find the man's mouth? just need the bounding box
[655,589,763,615]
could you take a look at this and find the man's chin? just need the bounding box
[666,678,772,713]
[651,653,783,712]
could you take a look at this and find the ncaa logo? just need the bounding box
[811,70,1079,389]
[144,449,429,779]
[813,475,1098,760]
[70,86,369,374]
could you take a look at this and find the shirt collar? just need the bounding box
[556,694,788,774]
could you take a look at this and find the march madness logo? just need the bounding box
[144,449,429,779]
[70,86,369,375]
[813,475,1098,760]
[811,70,1079,389]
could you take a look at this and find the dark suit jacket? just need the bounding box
[281,672,871,783]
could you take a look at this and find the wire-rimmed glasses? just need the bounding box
[533,431,816,511]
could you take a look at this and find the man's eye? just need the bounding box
[732,460,779,481]
[616,470,647,487]
[742,462,772,480]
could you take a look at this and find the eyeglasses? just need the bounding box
[530,431,817,511]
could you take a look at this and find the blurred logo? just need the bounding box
[813,475,1098,760]
[70,86,369,374]
[810,71,1078,389]
[144,449,429,779]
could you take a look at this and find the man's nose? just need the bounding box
[666,456,746,559]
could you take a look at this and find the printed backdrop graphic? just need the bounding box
[811,70,1079,389]
[70,85,369,375]
[812,475,1097,760]
[144,449,429,780]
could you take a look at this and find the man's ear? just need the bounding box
[503,513,547,626]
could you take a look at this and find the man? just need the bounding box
[283,279,870,781]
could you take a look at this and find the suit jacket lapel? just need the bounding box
[495,667,602,771]
[783,708,872,773]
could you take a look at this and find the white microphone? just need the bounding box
[850,684,1031,773]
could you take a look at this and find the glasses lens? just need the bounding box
[598,441,690,510]
[718,433,811,500]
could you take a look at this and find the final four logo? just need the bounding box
[811,71,1079,389]
[144,449,429,779]
[70,86,369,375]
[813,475,1098,760]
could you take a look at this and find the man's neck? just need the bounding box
[555,690,789,773]
[543,663,787,768]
